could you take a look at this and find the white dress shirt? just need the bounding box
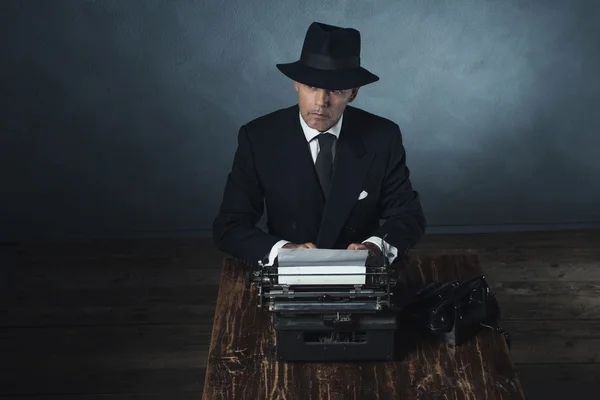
[264,112,398,265]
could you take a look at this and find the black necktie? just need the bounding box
[315,133,336,198]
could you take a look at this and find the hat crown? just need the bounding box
[301,22,361,61]
[275,22,379,90]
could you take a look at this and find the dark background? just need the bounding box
[2,0,599,242]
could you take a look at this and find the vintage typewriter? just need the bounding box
[248,246,401,362]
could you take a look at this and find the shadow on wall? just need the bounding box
[0,0,296,241]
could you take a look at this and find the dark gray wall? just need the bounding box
[2,0,599,241]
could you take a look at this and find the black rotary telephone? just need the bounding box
[401,275,511,349]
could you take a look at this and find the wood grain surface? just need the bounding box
[203,255,525,400]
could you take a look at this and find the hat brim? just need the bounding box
[276,61,379,90]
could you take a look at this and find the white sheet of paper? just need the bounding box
[276,248,369,285]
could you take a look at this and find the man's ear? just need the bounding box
[348,87,360,102]
[293,81,300,92]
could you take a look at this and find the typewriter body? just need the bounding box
[248,248,401,362]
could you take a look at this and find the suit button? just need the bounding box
[349,227,356,233]
[292,221,297,229]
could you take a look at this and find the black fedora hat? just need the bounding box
[276,22,379,90]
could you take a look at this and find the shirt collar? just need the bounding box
[299,111,343,143]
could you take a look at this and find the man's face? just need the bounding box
[294,81,359,132]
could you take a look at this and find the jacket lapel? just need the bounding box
[284,106,323,192]
[282,106,325,237]
[317,108,374,248]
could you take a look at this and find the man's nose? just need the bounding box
[315,89,329,106]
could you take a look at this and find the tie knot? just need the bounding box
[317,132,336,151]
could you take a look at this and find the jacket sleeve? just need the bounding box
[212,125,283,267]
[370,124,427,257]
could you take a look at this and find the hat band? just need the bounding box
[301,52,360,70]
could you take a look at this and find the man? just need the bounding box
[213,22,426,268]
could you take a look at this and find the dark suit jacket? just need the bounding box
[213,104,426,267]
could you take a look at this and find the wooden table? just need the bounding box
[202,254,525,399]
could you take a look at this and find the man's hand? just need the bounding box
[347,242,382,257]
[282,242,317,249]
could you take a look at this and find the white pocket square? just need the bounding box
[358,190,368,200]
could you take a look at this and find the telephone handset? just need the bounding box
[402,275,511,348]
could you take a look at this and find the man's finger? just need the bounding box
[304,242,317,249]
[347,243,366,250]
